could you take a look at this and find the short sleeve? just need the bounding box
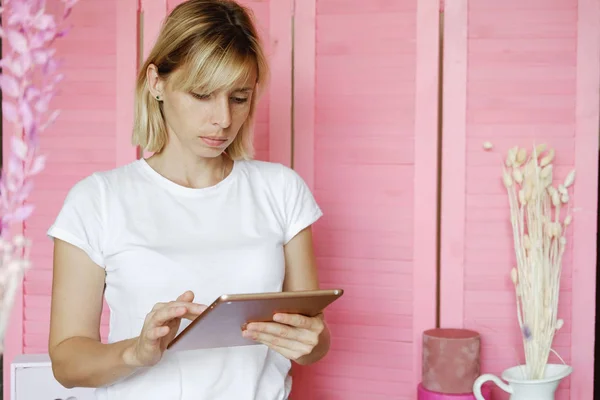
[281,166,323,244]
[47,174,106,267]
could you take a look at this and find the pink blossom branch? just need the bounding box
[0,0,78,355]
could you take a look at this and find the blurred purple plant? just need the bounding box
[0,0,78,354]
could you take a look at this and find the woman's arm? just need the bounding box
[281,226,331,365]
[49,239,139,388]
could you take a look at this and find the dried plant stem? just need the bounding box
[503,145,573,380]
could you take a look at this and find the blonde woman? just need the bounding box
[47,1,329,398]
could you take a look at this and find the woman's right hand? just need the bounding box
[123,290,207,368]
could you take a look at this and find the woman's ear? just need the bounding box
[146,64,165,99]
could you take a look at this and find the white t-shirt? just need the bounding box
[47,158,323,400]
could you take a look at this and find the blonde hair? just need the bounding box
[133,0,269,159]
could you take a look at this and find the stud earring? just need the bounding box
[156,95,160,100]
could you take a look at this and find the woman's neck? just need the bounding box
[145,149,230,189]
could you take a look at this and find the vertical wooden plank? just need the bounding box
[413,0,441,385]
[268,0,293,167]
[289,0,313,396]
[116,0,140,166]
[439,0,467,330]
[141,0,167,62]
[295,0,434,397]
[141,0,168,160]
[571,0,600,398]
[292,0,316,186]
[290,1,315,396]
[237,0,274,162]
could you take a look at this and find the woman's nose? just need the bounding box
[212,97,232,128]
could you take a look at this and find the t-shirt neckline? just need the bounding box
[137,157,239,197]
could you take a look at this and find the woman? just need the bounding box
[47,1,329,399]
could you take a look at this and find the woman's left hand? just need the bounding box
[242,313,326,362]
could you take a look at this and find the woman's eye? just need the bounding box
[191,93,211,100]
[231,97,249,104]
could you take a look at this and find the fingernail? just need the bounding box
[273,314,283,322]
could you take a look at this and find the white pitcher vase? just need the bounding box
[473,364,572,400]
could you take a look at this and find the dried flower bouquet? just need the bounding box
[0,0,78,354]
[502,144,575,380]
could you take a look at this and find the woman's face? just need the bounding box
[149,65,257,158]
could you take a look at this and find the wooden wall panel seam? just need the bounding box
[268,0,294,167]
[116,0,139,167]
[571,0,600,397]
[292,0,316,187]
[439,0,467,329]
[413,0,442,387]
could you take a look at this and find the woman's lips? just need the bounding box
[200,136,228,147]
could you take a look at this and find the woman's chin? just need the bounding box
[191,145,227,159]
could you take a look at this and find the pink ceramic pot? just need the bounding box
[418,383,491,400]
[422,328,481,393]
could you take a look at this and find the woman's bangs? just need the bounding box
[174,43,257,94]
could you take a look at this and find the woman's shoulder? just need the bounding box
[68,160,142,197]
[236,160,314,203]
[236,159,304,184]
[237,159,287,173]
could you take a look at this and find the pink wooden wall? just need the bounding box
[3,0,598,399]
[291,0,439,398]
[440,1,600,400]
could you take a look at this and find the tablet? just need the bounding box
[167,289,343,352]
